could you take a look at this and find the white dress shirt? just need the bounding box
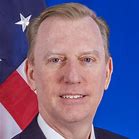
[37,114,96,139]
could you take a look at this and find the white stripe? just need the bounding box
[16,59,28,83]
[16,59,36,94]
[0,103,21,139]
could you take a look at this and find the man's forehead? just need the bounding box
[36,16,102,48]
[38,16,100,36]
[34,16,104,56]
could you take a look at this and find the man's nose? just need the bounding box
[63,61,82,84]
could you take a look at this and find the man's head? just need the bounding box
[25,2,113,129]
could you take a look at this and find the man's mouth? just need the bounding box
[61,94,84,99]
[59,93,88,105]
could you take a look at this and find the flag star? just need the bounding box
[15,13,32,32]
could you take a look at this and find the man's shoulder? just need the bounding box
[12,115,46,139]
[94,127,128,139]
[12,115,128,139]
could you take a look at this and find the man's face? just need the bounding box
[26,16,113,125]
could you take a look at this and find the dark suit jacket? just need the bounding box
[12,116,128,139]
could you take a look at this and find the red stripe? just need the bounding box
[0,71,38,129]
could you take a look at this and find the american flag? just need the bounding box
[0,0,46,138]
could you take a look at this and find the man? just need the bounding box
[13,3,128,139]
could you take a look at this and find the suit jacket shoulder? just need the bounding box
[12,115,128,139]
[12,115,46,139]
[94,127,128,139]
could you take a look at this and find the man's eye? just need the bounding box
[49,58,61,63]
[84,58,92,62]
[80,57,96,64]
[48,57,67,65]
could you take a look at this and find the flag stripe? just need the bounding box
[0,104,21,139]
[16,60,28,83]
[0,71,38,129]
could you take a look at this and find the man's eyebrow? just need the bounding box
[43,52,65,59]
[79,50,100,57]
[43,50,100,60]
[46,52,64,56]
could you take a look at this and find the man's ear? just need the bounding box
[25,59,36,91]
[104,57,113,90]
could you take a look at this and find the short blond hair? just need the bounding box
[26,3,110,64]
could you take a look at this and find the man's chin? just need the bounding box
[58,111,92,124]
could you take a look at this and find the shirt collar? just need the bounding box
[37,114,95,139]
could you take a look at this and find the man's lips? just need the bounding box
[59,94,88,105]
[59,94,88,99]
